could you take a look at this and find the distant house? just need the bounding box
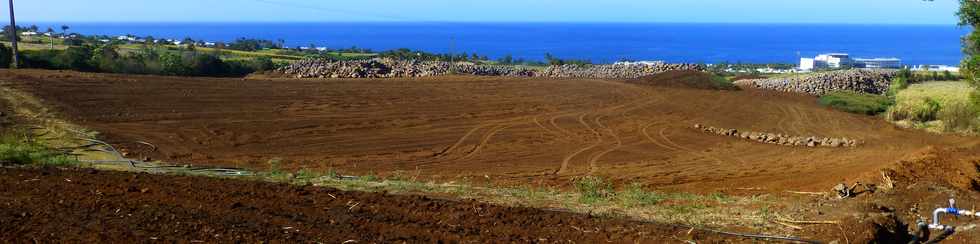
[20,31,37,36]
[117,35,137,42]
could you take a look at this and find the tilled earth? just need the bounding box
[0,167,742,243]
[3,69,977,192]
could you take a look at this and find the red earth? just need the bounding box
[0,167,748,243]
[3,69,976,192]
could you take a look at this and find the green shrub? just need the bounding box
[707,74,739,90]
[938,100,979,132]
[56,46,97,71]
[889,97,942,122]
[0,132,77,166]
[818,91,894,115]
[617,183,663,207]
[19,49,61,69]
[251,56,276,71]
[887,76,909,97]
[574,176,614,204]
[0,43,10,68]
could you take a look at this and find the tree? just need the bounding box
[956,0,980,108]
[60,25,69,37]
[499,54,514,64]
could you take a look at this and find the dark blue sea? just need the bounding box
[27,22,971,65]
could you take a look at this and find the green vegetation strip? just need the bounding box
[818,91,894,115]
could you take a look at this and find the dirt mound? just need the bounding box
[629,70,738,90]
[0,167,742,243]
[883,145,980,192]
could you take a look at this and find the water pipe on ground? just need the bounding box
[930,199,980,230]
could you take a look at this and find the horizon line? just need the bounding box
[13,20,964,27]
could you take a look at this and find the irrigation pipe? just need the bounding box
[618,217,821,243]
[689,226,821,244]
[70,136,253,176]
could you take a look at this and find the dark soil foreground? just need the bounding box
[0,167,745,243]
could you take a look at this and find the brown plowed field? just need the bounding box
[0,167,744,243]
[3,69,977,192]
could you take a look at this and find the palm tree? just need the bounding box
[60,24,69,38]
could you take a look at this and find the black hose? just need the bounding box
[908,221,929,244]
[696,227,822,244]
[922,227,954,244]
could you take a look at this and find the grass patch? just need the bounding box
[0,131,78,166]
[617,183,664,207]
[190,169,780,232]
[818,91,894,115]
[886,81,979,134]
[574,176,615,204]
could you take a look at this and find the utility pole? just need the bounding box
[7,0,17,68]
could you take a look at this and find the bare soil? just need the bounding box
[4,69,980,242]
[0,167,743,243]
[3,69,975,192]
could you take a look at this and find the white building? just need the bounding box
[853,58,902,69]
[800,53,851,70]
[799,58,817,71]
[800,53,901,71]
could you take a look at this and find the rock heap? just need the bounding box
[693,124,859,148]
[276,59,536,78]
[275,58,705,79]
[733,69,895,96]
[538,63,705,79]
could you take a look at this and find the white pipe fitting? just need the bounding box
[930,199,979,230]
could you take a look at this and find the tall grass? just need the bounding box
[886,81,979,133]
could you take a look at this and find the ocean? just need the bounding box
[27,22,971,65]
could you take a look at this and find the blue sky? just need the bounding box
[6,0,963,24]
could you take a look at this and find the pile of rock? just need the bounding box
[538,63,705,79]
[693,124,859,148]
[733,69,896,96]
[276,58,704,79]
[276,58,537,78]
